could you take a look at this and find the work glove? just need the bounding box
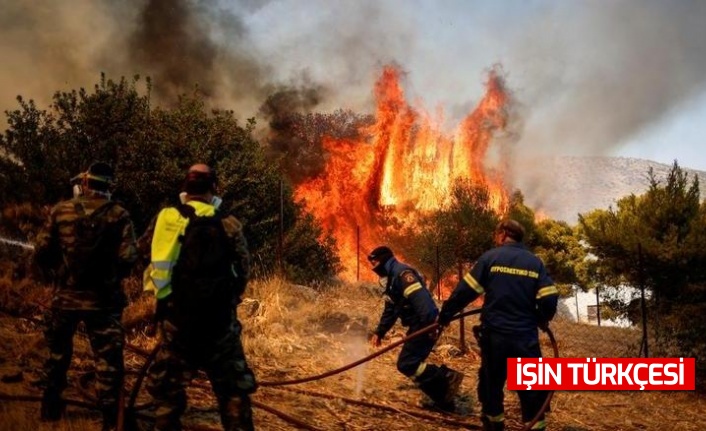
[437,311,453,328]
[370,333,383,347]
[430,316,447,341]
[538,320,550,333]
[472,325,483,344]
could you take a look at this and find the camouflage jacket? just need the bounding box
[33,193,138,310]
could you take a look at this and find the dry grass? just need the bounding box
[1,275,705,430]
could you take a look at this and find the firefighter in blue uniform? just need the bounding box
[438,219,558,431]
[368,246,463,411]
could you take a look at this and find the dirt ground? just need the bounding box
[1,278,705,431]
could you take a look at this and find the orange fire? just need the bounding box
[294,65,513,281]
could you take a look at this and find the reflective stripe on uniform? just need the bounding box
[144,201,216,298]
[486,413,505,422]
[464,273,485,295]
[528,419,546,429]
[536,285,559,299]
[403,282,423,298]
[413,362,427,378]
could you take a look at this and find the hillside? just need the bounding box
[1,278,705,431]
[520,156,706,224]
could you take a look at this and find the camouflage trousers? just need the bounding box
[146,319,257,431]
[42,307,125,413]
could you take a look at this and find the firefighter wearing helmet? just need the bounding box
[368,245,464,412]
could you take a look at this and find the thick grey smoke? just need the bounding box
[0,0,274,118]
[509,0,706,154]
[127,0,270,108]
[504,0,706,217]
[0,0,135,112]
[1,0,705,211]
[0,0,419,119]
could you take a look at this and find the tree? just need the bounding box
[394,179,499,292]
[579,162,705,301]
[534,219,594,296]
[579,162,706,380]
[506,190,537,245]
[0,75,339,285]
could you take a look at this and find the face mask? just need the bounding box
[372,262,388,277]
[211,195,223,210]
[180,192,222,210]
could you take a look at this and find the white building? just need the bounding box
[558,286,642,328]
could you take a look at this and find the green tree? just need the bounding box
[0,75,339,285]
[579,162,705,300]
[533,219,594,296]
[506,190,538,245]
[502,190,589,296]
[395,179,499,292]
[579,162,706,381]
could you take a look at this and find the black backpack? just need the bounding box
[170,204,236,337]
[66,201,121,289]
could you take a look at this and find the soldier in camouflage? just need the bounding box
[33,162,138,431]
[141,164,256,431]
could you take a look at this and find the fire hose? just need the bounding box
[3,293,559,431]
[259,308,482,387]
[123,307,558,430]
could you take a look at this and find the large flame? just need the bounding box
[295,65,512,281]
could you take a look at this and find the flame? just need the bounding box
[295,65,512,281]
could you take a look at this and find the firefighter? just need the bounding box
[33,162,138,431]
[141,163,257,431]
[368,246,463,412]
[438,219,558,431]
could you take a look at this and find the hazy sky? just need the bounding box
[1,0,705,171]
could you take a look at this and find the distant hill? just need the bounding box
[520,156,706,224]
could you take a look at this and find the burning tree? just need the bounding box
[293,65,517,281]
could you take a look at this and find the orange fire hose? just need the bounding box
[259,308,482,387]
[4,291,559,431]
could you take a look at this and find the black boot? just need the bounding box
[221,395,254,431]
[101,405,118,431]
[442,366,464,403]
[415,365,463,412]
[481,415,505,431]
[40,389,65,422]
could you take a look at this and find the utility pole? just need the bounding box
[356,225,360,281]
[639,243,649,357]
[595,285,601,327]
[278,179,284,274]
[458,262,466,353]
[435,244,440,301]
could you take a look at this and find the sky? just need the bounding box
[1,0,705,174]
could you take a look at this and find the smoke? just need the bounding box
[1,0,705,214]
[509,0,706,154]
[504,0,706,216]
[127,0,271,108]
[0,0,274,118]
[0,0,413,120]
[0,0,134,112]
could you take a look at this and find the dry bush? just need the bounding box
[0,203,46,240]
[239,277,379,379]
[0,402,100,431]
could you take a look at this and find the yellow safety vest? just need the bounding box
[143,200,216,299]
